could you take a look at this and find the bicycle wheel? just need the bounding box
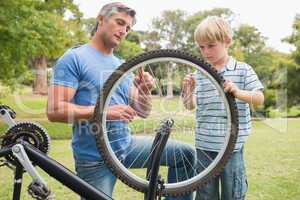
[93,49,238,197]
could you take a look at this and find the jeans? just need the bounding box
[195,148,248,200]
[75,136,196,200]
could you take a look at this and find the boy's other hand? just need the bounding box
[223,80,239,96]
[182,73,196,95]
[134,68,155,95]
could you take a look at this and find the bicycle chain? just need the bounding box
[1,122,51,166]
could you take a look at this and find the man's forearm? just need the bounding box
[47,101,94,123]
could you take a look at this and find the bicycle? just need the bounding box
[0,49,238,199]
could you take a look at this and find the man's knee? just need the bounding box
[75,159,117,197]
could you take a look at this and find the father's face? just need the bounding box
[99,12,134,48]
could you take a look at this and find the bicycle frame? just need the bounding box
[0,105,175,200]
[0,142,112,200]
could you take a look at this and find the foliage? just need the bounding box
[272,60,300,107]
[284,14,300,65]
[186,8,234,54]
[115,38,144,60]
[279,15,300,107]
[142,10,188,50]
[233,24,266,54]
[1,3,300,109]
[142,8,290,109]
[0,0,87,87]
[0,1,36,86]
[151,84,182,96]
[82,17,97,38]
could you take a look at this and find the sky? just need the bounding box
[74,0,299,53]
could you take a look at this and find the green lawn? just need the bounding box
[0,95,195,139]
[0,92,299,199]
[245,119,300,200]
[0,119,299,200]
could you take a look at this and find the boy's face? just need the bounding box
[198,41,229,66]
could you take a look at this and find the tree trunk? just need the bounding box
[158,79,163,97]
[33,56,48,95]
[166,63,173,98]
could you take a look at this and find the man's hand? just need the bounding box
[134,68,155,95]
[107,104,137,122]
[182,73,196,96]
[223,80,239,96]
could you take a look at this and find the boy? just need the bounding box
[182,16,264,200]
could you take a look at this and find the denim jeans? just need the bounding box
[195,148,248,200]
[75,136,196,200]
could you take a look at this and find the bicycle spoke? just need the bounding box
[94,50,238,196]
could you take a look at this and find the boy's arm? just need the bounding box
[234,90,264,106]
[129,86,152,118]
[224,80,264,106]
[181,73,197,110]
[182,92,196,110]
[129,68,154,118]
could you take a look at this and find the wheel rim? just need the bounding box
[94,50,238,196]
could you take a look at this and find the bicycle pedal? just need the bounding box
[28,182,54,200]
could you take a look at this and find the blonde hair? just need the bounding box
[194,16,232,44]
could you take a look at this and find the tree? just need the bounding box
[142,30,162,51]
[115,39,144,60]
[30,12,70,95]
[81,17,97,38]
[232,24,288,111]
[0,1,36,87]
[126,31,143,45]
[144,10,189,97]
[0,0,87,94]
[142,8,236,97]
[284,14,300,65]
[282,14,300,107]
[233,24,266,54]
[186,8,235,55]
[31,0,86,95]
[114,31,144,60]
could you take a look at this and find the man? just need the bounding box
[47,2,195,199]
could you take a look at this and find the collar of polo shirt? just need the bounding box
[219,56,237,73]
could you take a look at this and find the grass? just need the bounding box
[0,90,299,199]
[245,119,300,200]
[0,120,299,199]
[0,92,72,140]
[0,95,196,140]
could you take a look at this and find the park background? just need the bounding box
[0,1,299,199]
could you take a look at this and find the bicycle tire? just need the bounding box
[93,49,239,196]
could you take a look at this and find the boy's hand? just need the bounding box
[182,73,196,96]
[223,80,239,96]
[134,68,155,95]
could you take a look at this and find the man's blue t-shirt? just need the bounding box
[51,44,132,161]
